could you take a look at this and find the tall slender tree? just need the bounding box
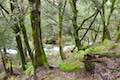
[101,0,117,41]
[69,0,81,50]
[28,0,48,69]
[58,0,67,60]
[101,2,111,41]
[19,0,34,65]
[10,0,26,70]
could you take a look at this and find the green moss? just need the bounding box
[59,61,83,72]
[74,40,115,60]
[73,44,109,60]
[84,40,112,54]
[74,50,87,60]
[85,45,106,53]
[102,39,110,45]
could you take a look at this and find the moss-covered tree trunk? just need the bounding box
[69,0,81,50]
[101,5,111,41]
[15,28,27,70]
[102,24,111,41]
[102,0,117,41]
[19,0,34,65]
[58,0,67,60]
[19,19,34,65]
[28,0,48,69]
[10,0,26,70]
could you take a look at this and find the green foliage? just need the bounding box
[85,45,106,53]
[74,40,117,60]
[74,44,108,60]
[85,40,111,53]
[74,50,87,60]
[102,39,111,46]
[59,60,83,72]
[8,76,17,80]
[24,63,34,76]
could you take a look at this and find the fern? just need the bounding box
[25,64,34,76]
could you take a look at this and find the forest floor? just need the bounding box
[0,42,120,80]
[0,53,95,80]
[27,42,120,80]
[27,54,120,80]
[28,67,95,80]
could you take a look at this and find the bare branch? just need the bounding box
[77,11,96,31]
[80,27,102,33]
[80,10,99,42]
[0,4,9,14]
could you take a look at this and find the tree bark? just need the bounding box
[16,34,26,70]
[28,0,48,69]
[18,0,34,65]
[101,6,111,41]
[69,0,81,50]
[0,49,7,74]
[10,0,26,70]
[101,0,117,41]
[19,20,34,65]
[58,0,67,60]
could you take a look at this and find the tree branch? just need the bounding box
[77,11,97,31]
[80,27,102,33]
[0,4,9,14]
[80,10,99,42]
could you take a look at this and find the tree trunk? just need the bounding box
[102,0,117,41]
[18,0,34,65]
[10,0,26,70]
[0,49,7,74]
[102,25,111,41]
[19,20,34,65]
[58,0,67,60]
[28,0,48,69]
[101,5,111,41]
[69,0,81,50]
[16,34,26,70]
